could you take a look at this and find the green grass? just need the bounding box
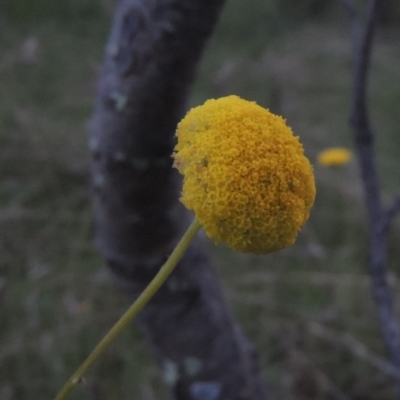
[1,1,400,399]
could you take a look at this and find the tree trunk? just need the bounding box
[89,0,272,399]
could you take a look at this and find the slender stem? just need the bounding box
[343,0,400,397]
[54,218,202,400]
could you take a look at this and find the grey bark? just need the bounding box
[89,0,272,399]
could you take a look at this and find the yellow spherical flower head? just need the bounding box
[173,95,316,254]
[317,148,352,167]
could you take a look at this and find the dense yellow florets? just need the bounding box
[173,95,316,254]
[317,148,352,167]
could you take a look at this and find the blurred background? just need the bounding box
[1,0,400,399]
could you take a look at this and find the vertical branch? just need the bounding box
[343,0,400,396]
[89,0,272,399]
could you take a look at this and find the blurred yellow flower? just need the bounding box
[317,148,352,166]
[173,95,316,254]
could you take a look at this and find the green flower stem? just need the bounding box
[54,218,202,400]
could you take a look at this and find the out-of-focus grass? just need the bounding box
[1,1,400,399]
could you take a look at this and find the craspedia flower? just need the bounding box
[317,147,352,167]
[173,95,316,254]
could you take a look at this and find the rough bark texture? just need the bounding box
[89,0,272,399]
